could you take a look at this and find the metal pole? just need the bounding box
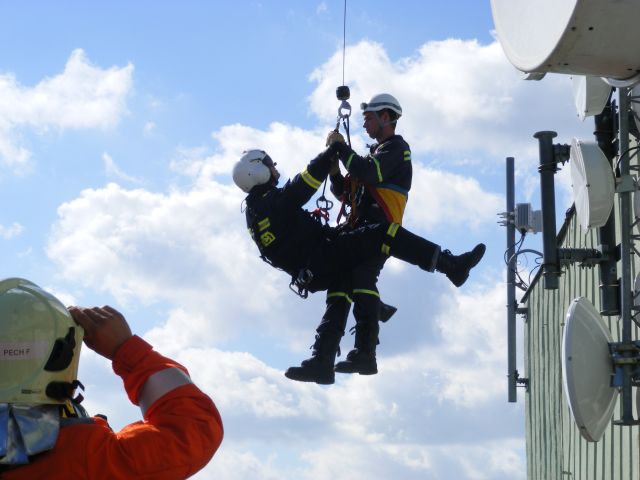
[534,131,560,290]
[506,157,517,402]
[617,87,634,423]
[594,100,620,316]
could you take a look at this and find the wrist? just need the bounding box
[112,335,152,374]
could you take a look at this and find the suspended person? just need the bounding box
[232,147,485,384]
[322,93,414,377]
[0,278,223,479]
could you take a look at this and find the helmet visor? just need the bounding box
[260,154,275,168]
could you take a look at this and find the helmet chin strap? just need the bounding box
[373,112,397,138]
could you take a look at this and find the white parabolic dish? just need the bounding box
[562,297,617,442]
[490,0,640,82]
[570,138,615,232]
[571,76,611,121]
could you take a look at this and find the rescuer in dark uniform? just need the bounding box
[233,145,485,385]
[323,93,413,378]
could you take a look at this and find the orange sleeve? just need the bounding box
[84,336,224,479]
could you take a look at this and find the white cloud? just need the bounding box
[196,446,283,480]
[208,122,330,181]
[308,39,592,163]
[195,438,524,480]
[46,109,503,348]
[46,179,272,335]
[405,163,502,231]
[102,152,143,184]
[0,49,133,171]
[429,281,509,406]
[0,222,23,239]
[42,37,543,480]
[143,121,156,135]
[140,276,524,480]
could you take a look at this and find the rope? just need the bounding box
[342,0,347,85]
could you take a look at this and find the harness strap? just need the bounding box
[336,174,361,226]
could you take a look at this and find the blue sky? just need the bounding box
[0,2,595,478]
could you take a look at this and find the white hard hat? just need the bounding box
[360,93,402,117]
[232,149,274,193]
[0,278,84,404]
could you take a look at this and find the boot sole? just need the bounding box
[334,369,378,375]
[469,243,486,268]
[379,302,397,323]
[334,364,378,375]
[284,370,335,385]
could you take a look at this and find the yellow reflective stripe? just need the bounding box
[381,244,390,255]
[301,168,321,189]
[327,291,353,303]
[352,288,380,298]
[370,155,383,182]
[386,222,400,237]
[345,153,355,170]
[258,218,270,231]
[403,150,411,161]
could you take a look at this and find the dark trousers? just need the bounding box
[306,222,440,348]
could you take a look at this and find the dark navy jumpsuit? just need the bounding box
[244,143,440,351]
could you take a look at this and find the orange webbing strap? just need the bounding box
[336,174,360,226]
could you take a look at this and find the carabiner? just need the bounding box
[338,100,351,120]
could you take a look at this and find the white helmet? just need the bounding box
[0,278,84,404]
[360,93,402,117]
[233,149,274,193]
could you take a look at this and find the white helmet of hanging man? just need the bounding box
[360,93,402,117]
[0,278,84,404]
[232,149,276,193]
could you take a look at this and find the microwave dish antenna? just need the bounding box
[562,297,618,442]
[491,0,640,85]
[571,76,612,121]
[569,138,615,232]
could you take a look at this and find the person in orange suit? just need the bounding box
[0,278,223,479]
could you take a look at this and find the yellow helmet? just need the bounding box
[0,278,84,404]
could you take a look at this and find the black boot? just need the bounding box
[436,243,486,287]
[334,323,378,375]
[285,331,341,385]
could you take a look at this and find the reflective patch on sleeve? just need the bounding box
[138,368,193,416]
[301,168,321,190]
[345,153,355,170]
[386,222,400,238]
[403,150,411,162]
[257,217,271,231]
[370,155,383,182]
